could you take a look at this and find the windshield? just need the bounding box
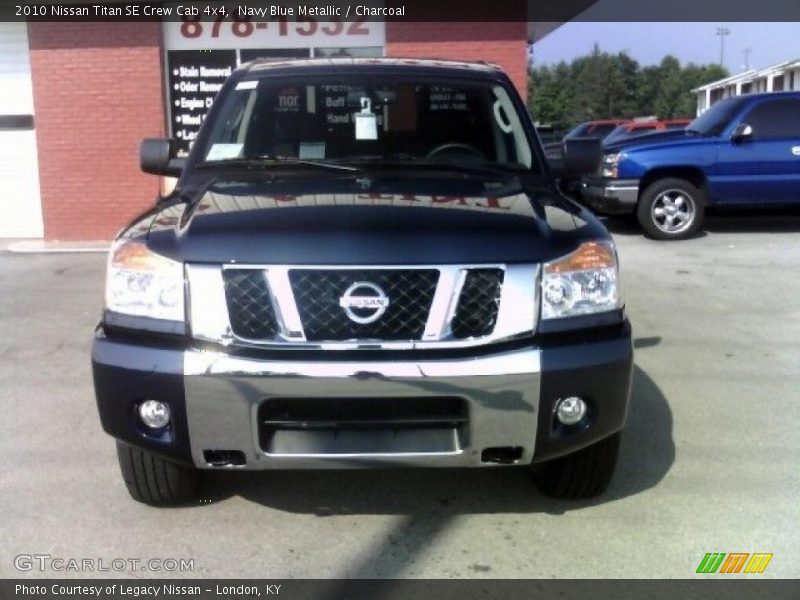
[564,123,591,139]
[592,123,622,139]
[602,125,630,144]
[199,75,536,172]
[565,122,618,140]
[687,97,749,136]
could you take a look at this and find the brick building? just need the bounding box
[1,13,586,241]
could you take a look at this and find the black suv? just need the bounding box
[92,58,632,505]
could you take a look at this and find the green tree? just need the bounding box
[528,61,577,126]
[676,63,729,115]
[653,56,684,118]
[635,65,662,116]
[529,48,729,127]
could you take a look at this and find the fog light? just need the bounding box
[555,396,587,425]
[138,400,170,430]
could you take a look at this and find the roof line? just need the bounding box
[244,57,505,74]
[692,57,800,92]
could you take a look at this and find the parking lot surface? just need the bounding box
[1,213,799,578]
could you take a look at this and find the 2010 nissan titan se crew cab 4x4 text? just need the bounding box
[92,59,633,505]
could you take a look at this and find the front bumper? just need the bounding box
[92,323,632,469]
[581,177,640,214]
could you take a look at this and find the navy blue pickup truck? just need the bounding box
[92,58,632,505]
[582,92,800,239]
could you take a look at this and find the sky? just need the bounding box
[532,22,800,74]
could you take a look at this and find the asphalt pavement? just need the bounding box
[1,212,798,578]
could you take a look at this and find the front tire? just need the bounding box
[637,178,705,240]
[116,441,199,506]
[531,433,621,499]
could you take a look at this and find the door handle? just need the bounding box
[792,146,800,157]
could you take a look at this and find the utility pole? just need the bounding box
[527,41,534,72]
[743,48,751,71]
[716,26,731,68]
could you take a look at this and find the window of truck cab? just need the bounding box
[740,98,800,139]
[688,96,749,136]
[199,75,537,172]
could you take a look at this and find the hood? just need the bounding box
[603,128,697,152]
[141,175,605,264]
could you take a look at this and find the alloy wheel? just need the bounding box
[651,189,696,234]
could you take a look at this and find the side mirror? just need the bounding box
[140,138,185,177]
[560,137,603,176]
[731,123,753,143]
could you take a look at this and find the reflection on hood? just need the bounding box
[138,175,604,265]
[190,190,537,219]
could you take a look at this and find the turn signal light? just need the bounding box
[544,242,616,274]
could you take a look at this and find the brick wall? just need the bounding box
[27,22,528,241]
[385,22,529,98]
[28,23,164,241]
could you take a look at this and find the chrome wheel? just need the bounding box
[651,189,696,234]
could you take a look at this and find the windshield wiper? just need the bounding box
[197,155,359,172]
[685,128,705,136]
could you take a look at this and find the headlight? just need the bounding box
[541,241,621,320]
[601,152,623,178]
[105,240,185,322]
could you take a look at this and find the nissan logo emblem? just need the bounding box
[339,282,390,324]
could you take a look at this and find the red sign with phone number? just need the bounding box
[180,15,372,38]
[165,16,385,49]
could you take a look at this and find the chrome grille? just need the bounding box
[187,263,538,349]
[289,269,438,341]
[222,270,278,340]
[451,269,504,339]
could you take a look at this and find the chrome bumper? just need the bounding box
[184,347,541,469]
[581,177,640,214]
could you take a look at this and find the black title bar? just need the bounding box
[2,0,800,22]
[3,579,800,600]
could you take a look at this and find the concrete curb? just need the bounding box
[5,240,110,254]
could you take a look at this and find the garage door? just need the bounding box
[0,23,43,238]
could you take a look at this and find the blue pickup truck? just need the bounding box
[581,92,800,239]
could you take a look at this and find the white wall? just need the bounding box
[0,23,44,238]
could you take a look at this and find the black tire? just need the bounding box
[637,178,705,240]
[116,441,199,506]
[531,433,621,499]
